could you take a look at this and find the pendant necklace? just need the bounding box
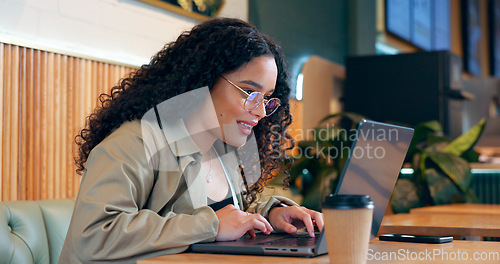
[205,147,214,183]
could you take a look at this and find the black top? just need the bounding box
[207,196,234,211]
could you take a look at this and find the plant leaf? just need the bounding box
[415,120,443,134]
[460,148,480,163]
[424,141,448,153]
[391,178,423,213]
[425,151,472,193]
[405,120,444,162]
[425,168,465,205]
[426,133,449,146]
[301,167,336,211]
[443,118,486,156]
[465,188,481,203]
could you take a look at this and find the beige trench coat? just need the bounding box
[59,118,297,264]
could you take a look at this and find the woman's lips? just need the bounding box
[236,121,256,135]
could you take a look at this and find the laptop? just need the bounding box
[190,120,414,257]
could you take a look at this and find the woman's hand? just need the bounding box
[268,205,324,237]
[215,204,273,241]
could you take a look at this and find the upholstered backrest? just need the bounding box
[0,199,75,264]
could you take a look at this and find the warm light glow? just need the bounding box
[375,42,399,55]
[400,168,414,174]
[400,168,498,175]
[296,73,303,101]
[472,169,500,174]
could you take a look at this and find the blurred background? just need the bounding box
[0,1,498,214]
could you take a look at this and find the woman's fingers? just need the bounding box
[279,206,315,236]
[298,206,324,232]
[246,227,256,238]
[268,205,325,237]
[215,205,273,241]
[310,210,324,231]
[277,220,298,234]
[247,212,273,234]
[241,213,273,238]
[215,204,323,242]
[244,218,269,236]
[296,209,315,237]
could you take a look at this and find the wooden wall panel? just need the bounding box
[0,43,136,201]
[0,43,4,200]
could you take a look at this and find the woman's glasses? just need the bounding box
[220,75,281,117]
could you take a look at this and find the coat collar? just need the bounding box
[162,118,201,157]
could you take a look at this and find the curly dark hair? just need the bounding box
[75,17,295,205]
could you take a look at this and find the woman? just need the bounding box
[59,18,323,263]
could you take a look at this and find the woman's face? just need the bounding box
[209,56,278,147]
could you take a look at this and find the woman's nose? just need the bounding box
[249,101,266,120]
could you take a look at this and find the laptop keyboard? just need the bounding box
[255,234,318,247]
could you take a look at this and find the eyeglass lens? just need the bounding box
[265,98,280,115]
[244,92,280,116]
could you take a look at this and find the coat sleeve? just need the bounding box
[62,122,218,263]
[256,196,300,219]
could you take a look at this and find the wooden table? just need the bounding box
[138,240,500,263]
[379,213,500,237]
[410,204,500,216]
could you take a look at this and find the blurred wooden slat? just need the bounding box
[48,52,55,199]
[70,57,79,196]
[34,49,42,200]
[11,45,20,201]
[0,43,4,200]
[3,44,10,200]
[0,42,136,201]
[60,55,68,198]
[54,53,61,199]
[4,44,11,200]
[92,61,98,111]
[19,47,27,200]
[40,50,48,199]
[66,56,74,197]
[4,45,16,200]
[26,48,35,200]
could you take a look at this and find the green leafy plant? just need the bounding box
[391,118,486,213]
[280,111,486,213]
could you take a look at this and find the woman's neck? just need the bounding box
[184,112,218,155]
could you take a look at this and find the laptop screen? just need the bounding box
[334,120,414,239]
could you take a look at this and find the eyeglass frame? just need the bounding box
[220,75,281,117]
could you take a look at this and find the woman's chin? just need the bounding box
[219,124,252,147]
[222,135,249,148]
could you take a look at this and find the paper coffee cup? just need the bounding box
[322,194,374,264]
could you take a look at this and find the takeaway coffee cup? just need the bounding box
[322,194,374,264]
